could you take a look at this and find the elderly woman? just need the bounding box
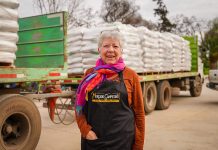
[75,30,145,150]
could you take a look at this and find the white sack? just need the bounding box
[0,0,19,9]
[0,40,17,52]
[0,52,16,60]
[0,19,19,32]
[0,32,18,42]
[68,68,84,74]
[0,5,18,20]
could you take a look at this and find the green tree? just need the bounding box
[203,18,218,69]
[152,0,175,32]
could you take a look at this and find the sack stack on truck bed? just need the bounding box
[0,0,19,65]
[67,22,191,74]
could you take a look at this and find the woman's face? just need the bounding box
[99,38,122,64]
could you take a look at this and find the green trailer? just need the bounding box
[0,12,74,150]
[0,12,203,150]
[0,12,68,83]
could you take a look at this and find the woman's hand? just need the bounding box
[86,130,98,140]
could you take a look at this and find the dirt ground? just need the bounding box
[36,80,218,150]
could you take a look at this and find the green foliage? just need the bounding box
[152,0,175,32]
[203,18,218,66]
[204,67,209,75]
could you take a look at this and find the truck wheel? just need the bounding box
[0,94,41,150]
[190,76,202,97]
[143,82,157,114]
[156,80,171,110]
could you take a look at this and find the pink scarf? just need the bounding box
[75,58,125,115]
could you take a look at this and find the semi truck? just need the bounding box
[0,12,203,150]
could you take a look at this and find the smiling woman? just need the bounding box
[98,31,123,64]
[75,30,145,150]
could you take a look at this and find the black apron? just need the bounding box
[81,72,135,150]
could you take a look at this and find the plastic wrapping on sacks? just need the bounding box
[67,56,83,65]
[123,43,141,50]
[82,58,98,65]
[67,52,83,58]
[67,21,192,73]
[143,52,153,58]
[0,32,18,42]
[68,68,84,74]
[0,6,18,20]
[80,44,98,53]
[80,53,98,58]
[67,46,82,54]
[67,27,84,36]
[0,0,19,65]
[68,36,83,44]
[144,63,153,68]
[0,40,17,52]
[0,19,19,32]
[0,0,19,9]
[67,26,101,73]
[83,33,99,41]
[0,52,16,63]
[68,63,83,69]
[83,64,95,70]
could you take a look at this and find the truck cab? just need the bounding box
[207,69,218,90]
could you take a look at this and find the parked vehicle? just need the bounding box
[0,12,203,150]
[206,69,218,90]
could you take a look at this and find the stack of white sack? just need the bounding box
[156,33,173,72]
[80,28,101,71]
[164,33,183,72]
[67,22,191,74]
[100,22,144,73]
[137,27,159,72]
[67,27,85,74]
[181,39,191,71]
[138,27,191,72]
[67,22,144,74]
[0,0,19,64]
[67,27,101,74]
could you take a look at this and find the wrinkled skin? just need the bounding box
[98,38,122,64]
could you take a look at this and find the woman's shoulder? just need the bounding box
[123,67,139,79]
[84,67,94,76]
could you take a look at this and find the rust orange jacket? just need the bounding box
[75,66,145,150]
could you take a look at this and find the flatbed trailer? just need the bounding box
[0,12,203,150]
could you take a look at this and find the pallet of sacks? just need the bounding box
[67,22,191,74]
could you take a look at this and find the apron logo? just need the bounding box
[92,93,120,103]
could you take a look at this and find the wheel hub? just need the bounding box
[3,123,13,135]
[1,113,30,149]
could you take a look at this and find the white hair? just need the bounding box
[98,30,124,49]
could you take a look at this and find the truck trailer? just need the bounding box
[0,12,203,150]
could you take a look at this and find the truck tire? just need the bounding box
[0,94,41,150]
[156,80,171,110]
[142,82,157,114]
[190,76,202,97]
